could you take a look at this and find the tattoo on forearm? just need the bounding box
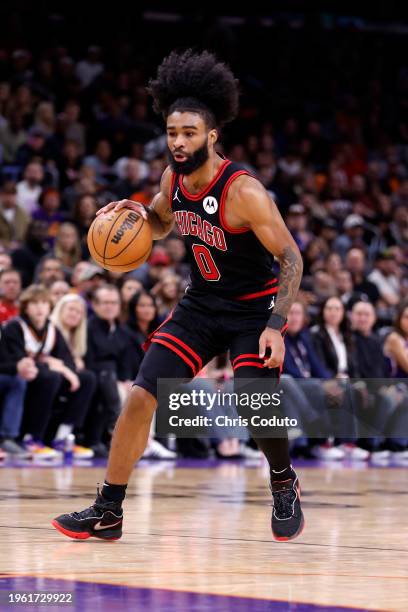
[274,246,303,318]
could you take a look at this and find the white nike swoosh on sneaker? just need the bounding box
[93,519,122,530]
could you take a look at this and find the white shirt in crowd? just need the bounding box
[326,325,348,374]
[16,180,41,214]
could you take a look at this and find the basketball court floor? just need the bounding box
[0,457,407,611]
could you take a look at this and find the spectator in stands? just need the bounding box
[84,285,133,456]
[124,289,176,460]
[35,256,65,287]
[311,296,369,460]
[0,329,36,458]
[49,280,70,307]
[58,139,83,190]
[1,285,95,459]
[32,188,65,248]
[152,273,182,318]
[119,276,143,322]
[50,294,96,457]
[0,181,30,247]
[11,220,49,287]
[345,248,380,305]
[283,301,344,460]
[72,194,97,240]
[333,214,366,259]
[16,162,44,215]
[83,139,112,184]
[75,45,104,89]
[368,250,401,307]
[15,129,50,169]
[53,222,82,270]
[384,301,408,379]
[112,159,144,200]
[0,251,12,271]
[350,300,400,460]
[0,268,21,323]
[0,110,27,163]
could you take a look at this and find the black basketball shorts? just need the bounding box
[134,287,286,399]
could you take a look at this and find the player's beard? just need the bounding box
[168,140,209,175]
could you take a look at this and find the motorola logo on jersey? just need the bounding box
[174,210,227,251]
[202,196,218,214]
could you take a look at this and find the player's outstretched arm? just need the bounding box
[96,167,175,240]
[231,175,303,367]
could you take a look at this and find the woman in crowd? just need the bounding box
[49,279,70,307]
[125,290,162,350]
[2,285,95,459]
[152,273,182,318]
[125,290,176,460]
[382,300,408,458]
[119,276,143,323]
[53,222,82,271]
[311,296,369,460]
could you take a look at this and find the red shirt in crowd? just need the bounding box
[0,301,19,324]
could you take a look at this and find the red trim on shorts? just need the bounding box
[179,159,231,201]
[233,361,265,371]
[219,170,251,234]
[232,353,262,367]
[142,308,175,352]
[155,331,203,370]
[265,278,278,287]
[169,171,177,211]
[151,338,198,376]
[236,286,279,301]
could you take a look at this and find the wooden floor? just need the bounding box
[0,460,407,611]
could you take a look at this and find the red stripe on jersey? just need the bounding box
[236,286,279,301]
[233,361,265,371]
[232,353,262,367]
[155,332,203,371]
[151,338,198,375]
[219,171,251,234]
[179,159,231,201]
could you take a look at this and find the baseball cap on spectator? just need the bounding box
[149,249,171,267]
[343,214,364,230]
[78,263,104,282]
[322,218,337,230]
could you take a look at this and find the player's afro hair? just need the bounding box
[147,49,239,128]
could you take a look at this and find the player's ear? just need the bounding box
[208,129,218,146]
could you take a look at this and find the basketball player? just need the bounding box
[52,50,304,541]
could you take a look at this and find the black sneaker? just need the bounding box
[51,488,123,540]
[270,470,304,541]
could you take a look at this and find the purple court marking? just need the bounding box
[0,576,376,612]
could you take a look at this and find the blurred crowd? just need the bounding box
[0,18,407,464]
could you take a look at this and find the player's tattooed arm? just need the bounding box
[232,175,303,318]
[146,166,176,240]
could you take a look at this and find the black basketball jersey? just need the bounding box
[169,155,277,301]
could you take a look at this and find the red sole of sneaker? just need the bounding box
[272,478,305,542]
[273,514,305,542]
[51,519,121,541]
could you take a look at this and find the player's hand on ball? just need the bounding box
[96,199,148,220]
[259,328,285,369]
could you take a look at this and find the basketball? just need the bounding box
[87,208,153,272]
